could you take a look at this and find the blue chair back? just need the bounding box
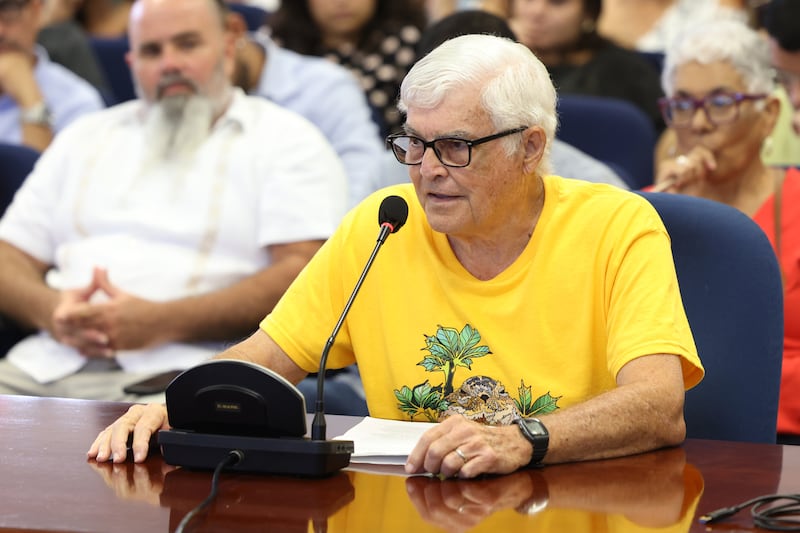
[0,142,39,356]
[0,142,40,216]
[558,95,657,190]
[89,36,135,105]
[638,192,784,443]
[228,3,270,31]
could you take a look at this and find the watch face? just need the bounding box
[524,418,547,436]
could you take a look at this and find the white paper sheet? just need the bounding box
[334,416,437,465]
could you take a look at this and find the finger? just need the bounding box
[105,404,149,463]
[696,148,717,172]
[93,266,119,297]
[405,477,438,518]
[406,424,449,474]
[651,175,677,193]
[87,426,112,461]
[130,404,170,462]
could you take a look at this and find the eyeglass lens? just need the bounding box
[391,137,471,167]
[667,94,742,126]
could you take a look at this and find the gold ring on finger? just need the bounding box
[454,448,468,464]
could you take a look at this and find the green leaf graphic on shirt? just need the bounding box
[393,380,448,422]
[515,380,561,417]
[418,324,492,396]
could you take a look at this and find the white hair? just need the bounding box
[398,34,558,175]
[662,19,775,97]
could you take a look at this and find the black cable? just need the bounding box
[700,494,800,531]
[174,450,243,533]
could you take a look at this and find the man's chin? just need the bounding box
[158,87,195,100]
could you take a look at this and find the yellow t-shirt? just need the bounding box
[262,177,703,421]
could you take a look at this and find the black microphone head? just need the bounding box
[378,195,409,234]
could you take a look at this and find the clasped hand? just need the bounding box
[52,266,161,357]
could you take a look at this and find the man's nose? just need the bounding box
[158,45,183,73]
[419,145,446,176]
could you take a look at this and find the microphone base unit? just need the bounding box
[158,428,354,477]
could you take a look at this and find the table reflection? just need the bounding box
[88,445,701,532]
[333,446,703,532]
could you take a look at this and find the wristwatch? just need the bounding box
[20,102,53,128]
[516,417,549,466]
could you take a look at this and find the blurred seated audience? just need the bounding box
[267,0,426,138]
[382,9,628,190]
[0,0,347,401]
[226,0,277,15]
[765,0,800,139]
[651,19,800,443]
[0,0,104,151]
[598,0,747,52]
[36,0,109,92]
[424,0,509,22]
[227,12,384,208]
[75,0,131,37]
[508,0,665,131]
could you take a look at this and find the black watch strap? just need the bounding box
[516,417,549,467]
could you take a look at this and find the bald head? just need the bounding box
[126,0,234,114]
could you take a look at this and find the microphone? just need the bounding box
[157,195,409,477]
[312,195,409,440]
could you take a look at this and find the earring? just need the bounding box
[762,136,774,158]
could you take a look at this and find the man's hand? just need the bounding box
[0,50,41,107]
[88,403,170,463]
[53,267,166,355]
[405,415,533,478]
[52,267,113,357]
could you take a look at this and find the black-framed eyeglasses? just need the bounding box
[386,126,529,168]
[0,0,30,24]
[658,92,767,128]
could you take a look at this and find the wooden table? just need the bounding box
[0,394,796,532]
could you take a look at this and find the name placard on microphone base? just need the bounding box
[158,429,354,477]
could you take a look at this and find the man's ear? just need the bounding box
[522,126,547,174]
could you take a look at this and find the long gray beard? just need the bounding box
[142,95,215,165]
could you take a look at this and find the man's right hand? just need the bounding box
[51,268,114,358]
[87,403,170,464]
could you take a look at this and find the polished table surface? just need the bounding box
[0,394,797,532]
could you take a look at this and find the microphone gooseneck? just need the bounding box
[311,195,409,441]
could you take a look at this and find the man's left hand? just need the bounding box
[405,415,533,478]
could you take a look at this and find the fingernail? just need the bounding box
[404,462,414,473]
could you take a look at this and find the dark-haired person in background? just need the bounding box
[0,0,104,151]
[267,0,426,137]
[391,8,628,190]
[765,0,800,137]
[509,0,664,132]
[226,10,383,209]
[91,34,702,479]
